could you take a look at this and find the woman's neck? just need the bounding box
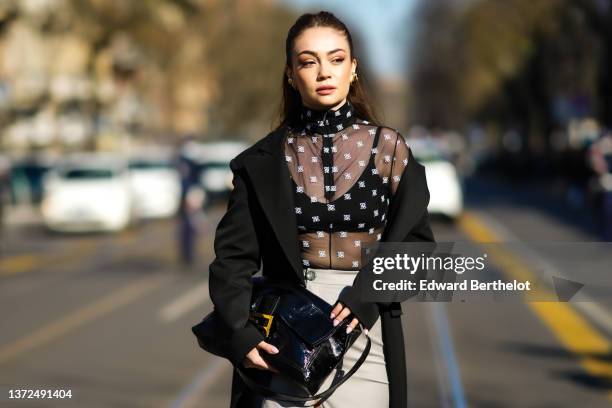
[298,99,355,134]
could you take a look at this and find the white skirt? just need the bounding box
[257,267,389,408]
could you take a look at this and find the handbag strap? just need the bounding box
[236,333,371,406]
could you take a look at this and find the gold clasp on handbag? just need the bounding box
[249,312,274,336]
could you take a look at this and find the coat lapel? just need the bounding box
[243,128,430,282]
[243,128,304,281]
[382,147,430,242]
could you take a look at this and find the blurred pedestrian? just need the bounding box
[588,131,612,240]
[177,158,205,268]
[0,155,10,232]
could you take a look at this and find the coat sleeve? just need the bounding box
[208,157,265,366]
[336,164,436,330]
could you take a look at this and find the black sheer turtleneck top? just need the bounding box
[284,100,411,271]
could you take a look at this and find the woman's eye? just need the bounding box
[332,58,344,64]
[302,61,315,66]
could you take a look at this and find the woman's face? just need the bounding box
[287,26,356,111]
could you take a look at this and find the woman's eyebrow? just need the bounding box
[297,48,346,57]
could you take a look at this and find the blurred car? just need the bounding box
[128,150,180,219]
[41,153,133,232]
[408,138,464,220]
[180,140,249,202]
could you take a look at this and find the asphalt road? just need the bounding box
[1,177,611,408]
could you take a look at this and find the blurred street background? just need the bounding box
[1,0,612,407]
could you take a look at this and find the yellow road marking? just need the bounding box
[0,240,96,277]
[458,210,612,400]
[0,255,39,276]
[0,273,170,364]
[0,223,142,277]
[0,219,197,364]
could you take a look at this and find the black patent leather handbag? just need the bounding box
[191,276,371,405]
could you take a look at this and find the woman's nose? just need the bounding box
[317,61,332,79]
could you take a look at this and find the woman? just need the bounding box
[208,11,435,408]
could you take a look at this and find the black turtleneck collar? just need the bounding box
[298,99,356,135]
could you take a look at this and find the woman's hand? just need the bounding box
[242,341,280,372]
[330,302,369,335]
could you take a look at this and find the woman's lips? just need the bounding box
[316,87,336,95]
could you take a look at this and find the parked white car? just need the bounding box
[128,151,180,219]
[408,138,464,220]
[181,140,249,201]
[41,154,133,232]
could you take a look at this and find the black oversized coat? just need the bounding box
[207,126,436,408]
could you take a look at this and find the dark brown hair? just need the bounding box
[275,11,380,130]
